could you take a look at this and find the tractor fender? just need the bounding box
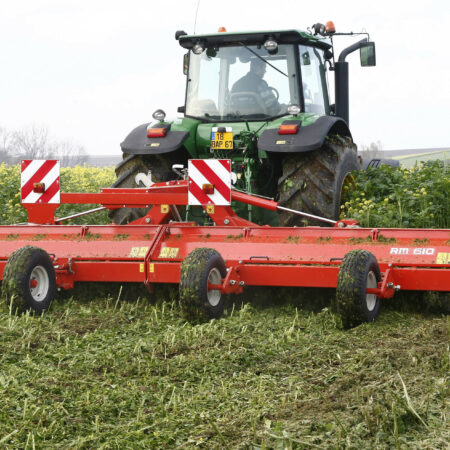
[258,116,352,153]
[120,122,190,156]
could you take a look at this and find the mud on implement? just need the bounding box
[0,159,448,328]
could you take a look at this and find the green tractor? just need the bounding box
[110,23,383,226]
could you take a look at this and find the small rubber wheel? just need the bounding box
[179,248,227,322]
[336,250,381,328]
[2,246,56,314]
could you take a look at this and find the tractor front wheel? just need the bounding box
[277,136,359,226]
[2,246,56,314]
[179,248,227,322]
[335,249,381,328]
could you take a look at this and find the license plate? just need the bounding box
[211,131,233,150]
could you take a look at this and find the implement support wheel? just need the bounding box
[2,246,56,314]
[179,248,227,322]
[336,250,381,328]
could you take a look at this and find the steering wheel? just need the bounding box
[270,87,279,100]
[230,92,269,115]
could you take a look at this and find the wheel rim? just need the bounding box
[366,270,377,311]
[29,265,49,302]
[207,267,222,307]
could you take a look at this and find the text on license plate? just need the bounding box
[211,132,233,150]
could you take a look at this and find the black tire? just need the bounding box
[179,248,227,322]
[277,136,360,226]
[109,151,187,225]
[335,250,381,328]
[2,246,56,314]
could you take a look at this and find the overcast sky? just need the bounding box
[0,0,449,155]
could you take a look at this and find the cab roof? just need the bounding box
[177,29,332,51]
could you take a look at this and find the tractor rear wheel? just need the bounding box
[277,136,359,226]
[109,151,186,225]
[335,249,381,328]
[179,248,227,322]
[2,246,56,314]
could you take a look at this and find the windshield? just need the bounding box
[186,44,300,121]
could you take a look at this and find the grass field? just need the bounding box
[0,287,448,448]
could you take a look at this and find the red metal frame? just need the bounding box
[0,180,449,299]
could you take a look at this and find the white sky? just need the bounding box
[0,0,449,155]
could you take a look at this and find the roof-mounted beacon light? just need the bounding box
[218,27,227,32]
[325,21,336,34]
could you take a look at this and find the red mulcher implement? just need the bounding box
[0,159,449,327]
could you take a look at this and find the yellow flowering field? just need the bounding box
[0,164,115,225]
[340,160,449,228]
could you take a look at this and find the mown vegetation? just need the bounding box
[0,161,449,446]
[0,291,448,448]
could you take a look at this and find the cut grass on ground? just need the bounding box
[0,289,448,448]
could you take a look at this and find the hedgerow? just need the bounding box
[0,160,448,227]
[340,160,449,228]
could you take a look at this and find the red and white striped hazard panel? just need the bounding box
[188,159,231,206]
[21,160,60,204]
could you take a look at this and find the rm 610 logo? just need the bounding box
[390,248,435,255]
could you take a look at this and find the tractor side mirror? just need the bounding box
[183,53,189,75]
[360,42,376,67]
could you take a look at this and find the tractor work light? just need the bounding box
[152,109,166,122]
[278,124,299,135]
[33,182,45,193]
[147,127,167,138]
[202,183,215,195]
[312,23,326,36]
[192,43,205,55]
[264,37,278,54]
[287,104,301,115]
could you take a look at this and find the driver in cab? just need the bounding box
[231,58,281,116]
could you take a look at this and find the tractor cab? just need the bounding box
[178,30,332,122]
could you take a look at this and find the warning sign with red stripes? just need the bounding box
[188,159,231,206]
[21,160,60,204]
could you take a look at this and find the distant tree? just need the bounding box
[11,125,56,160]
[55,139,87,166]
[0,126,14,163]
[1,125,87,166]
[360,140,384,159]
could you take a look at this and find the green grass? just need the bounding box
[0,288,448,448]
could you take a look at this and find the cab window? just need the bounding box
[299,45,329,115]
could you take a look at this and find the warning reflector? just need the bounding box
[21,160,60,204]
[188,159,231,206]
